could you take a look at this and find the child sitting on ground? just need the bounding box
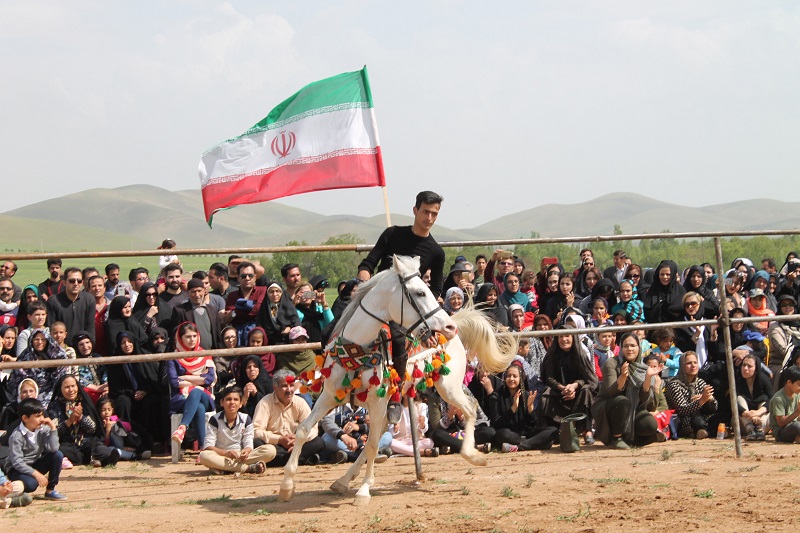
[198,386,275,475]
[3,398,66,500]
[650,328,682,379]
[97,398,151,461]
[0,465,32,508]
[769,366,800,444]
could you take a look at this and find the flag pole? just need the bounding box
[382,186,392,227]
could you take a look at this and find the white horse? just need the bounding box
[278,255,517,505]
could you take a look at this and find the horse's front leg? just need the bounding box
[279,390,336,501]
[353,397,389,506]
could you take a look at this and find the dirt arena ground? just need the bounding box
[4,439,799,532]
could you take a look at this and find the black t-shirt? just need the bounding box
[358,225,445,298]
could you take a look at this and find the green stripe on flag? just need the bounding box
[241,67,373,137]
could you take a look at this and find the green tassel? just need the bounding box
[376,384,387,398]
[342,374,351,387]
[383,368,391,379]
[440,365,451,376]
[424,361,434,373]
[416,380,427,392]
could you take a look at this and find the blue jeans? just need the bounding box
[322,431,393,459]
[178,389,214,446]
[8,450,63,492]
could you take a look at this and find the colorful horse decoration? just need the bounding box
[278,255,517,505]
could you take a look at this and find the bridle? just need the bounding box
[358,271,441,342]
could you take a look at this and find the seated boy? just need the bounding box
[3,398,66,500]
[769,366,800,443]
[1,466,32,508]
[198,386,275,475]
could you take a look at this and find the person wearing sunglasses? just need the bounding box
[45,267,95,348]
[223,261,267,344]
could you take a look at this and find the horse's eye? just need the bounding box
[416,291,426,298]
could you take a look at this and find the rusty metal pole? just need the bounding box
[713,237,743,458]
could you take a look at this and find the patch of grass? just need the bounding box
[501,485,519,498]
[733,465,759,473]
[460,486,471,496]
[556,502,592,522]
[592,477,629,484]
[197,493,233,504]
[686,467,705,475]
[660,449,674,461]
[230,508,272,517]
[368,515,382,527]
[694,489,715,499]
[650,483,670,489]
[434,478,450,485]
[454,514,473,520]
[524,474,535,488]
[780,465,797,472]
[37,503,91,512]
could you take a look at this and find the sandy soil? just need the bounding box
[4,439,799,532]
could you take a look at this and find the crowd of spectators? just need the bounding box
[1,246,800,506]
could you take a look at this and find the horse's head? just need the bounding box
[383,255,456,341]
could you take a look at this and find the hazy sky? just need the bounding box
[2,1,798,229]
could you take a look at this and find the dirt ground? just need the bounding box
[4,439,799,532]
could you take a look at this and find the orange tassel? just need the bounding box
[335,389,347,401]
[432,358,443,369]
[315,355,325,368]
[299,384,309,394]
[350,378,362,389]
[426,377,434,388]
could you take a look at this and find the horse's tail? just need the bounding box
[451,306,517,374]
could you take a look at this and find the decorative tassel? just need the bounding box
[383,368,391,379]
[405,372,412,382]
[306,370,316,382]
[335,389,347,402]
[416,380,427,392]
[342,374,351,388]
[424,361,434,373]
[300,384,309,394]
[320,366,332,379]
[443,352,451,363]
[407,386,417,399]
[315,355,325,368]
[350,377,362,389]
[389,368,399,380]
[437,333,447,345]
[431,371,440,382]
[369,374,381,386]
[440,365,451,376]
[432,358,443,369]
[310,380,323,393]
[412,365,424,379]
[356,390,369,402]
[390,390,401,403]
[425,377,434,388]
[376,384,387,397]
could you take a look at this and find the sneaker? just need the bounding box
[501,443,519,453]
[246,461,266,475]
[695,429,709,440]
[584,433,596,446]
[607,437,630,450]
[387,402,403,425]
[374,453,389,464]
[302,454,320,466]
[61,457,74,470]
[171,425,186,444]
[745,431,758,441]
[138,450,152,460]
[476,443,492,453]
[422,448,439,457]
[9,493,33,508]
[90,458,102,468]
[439,446,450,455]
[755,430,766,441]
[331,450,348,465]
[44,490,68,501]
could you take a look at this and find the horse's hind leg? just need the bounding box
[279,389,337,501]
[353,396,389,506]
[435,372,486,466]
[330,448,367,494]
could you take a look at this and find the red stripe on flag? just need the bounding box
[201,148,386,223]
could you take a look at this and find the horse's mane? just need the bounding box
[332,269,392,338]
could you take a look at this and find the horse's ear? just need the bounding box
[391,254,401,274]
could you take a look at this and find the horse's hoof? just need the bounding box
[330,479,349,494]
[278,487,295,502]
[353,493,371,506]
[462,452,487,467]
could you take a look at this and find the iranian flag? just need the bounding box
[198,67,385,226]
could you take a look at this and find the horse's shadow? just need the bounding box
[197,482,426,514]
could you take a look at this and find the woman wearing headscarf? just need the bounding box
[682,265,720,319]
[577,278,617,316]
[47,374,119,467]
[643,260,685,324]
[256,282,299,346]
[131,281,160,338]
[665,351,718,439]
[573,266,602,301]
[474,283,509,328]
[498,273,533,313]
[71,331,107,404]
[610,279,645,323]
[14,285,39,332]
[107,331,161,442]
[768,294,800,390]
[6,329,67,407]
[106,296,150,355]
[539,327,599,444]
[715,270,746,313]
[591,333,664,449]
[443,287,465,316]
[236,354,273,417]
[673,292,716,369]
[751,270,777,312]
[734,353,772,441]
